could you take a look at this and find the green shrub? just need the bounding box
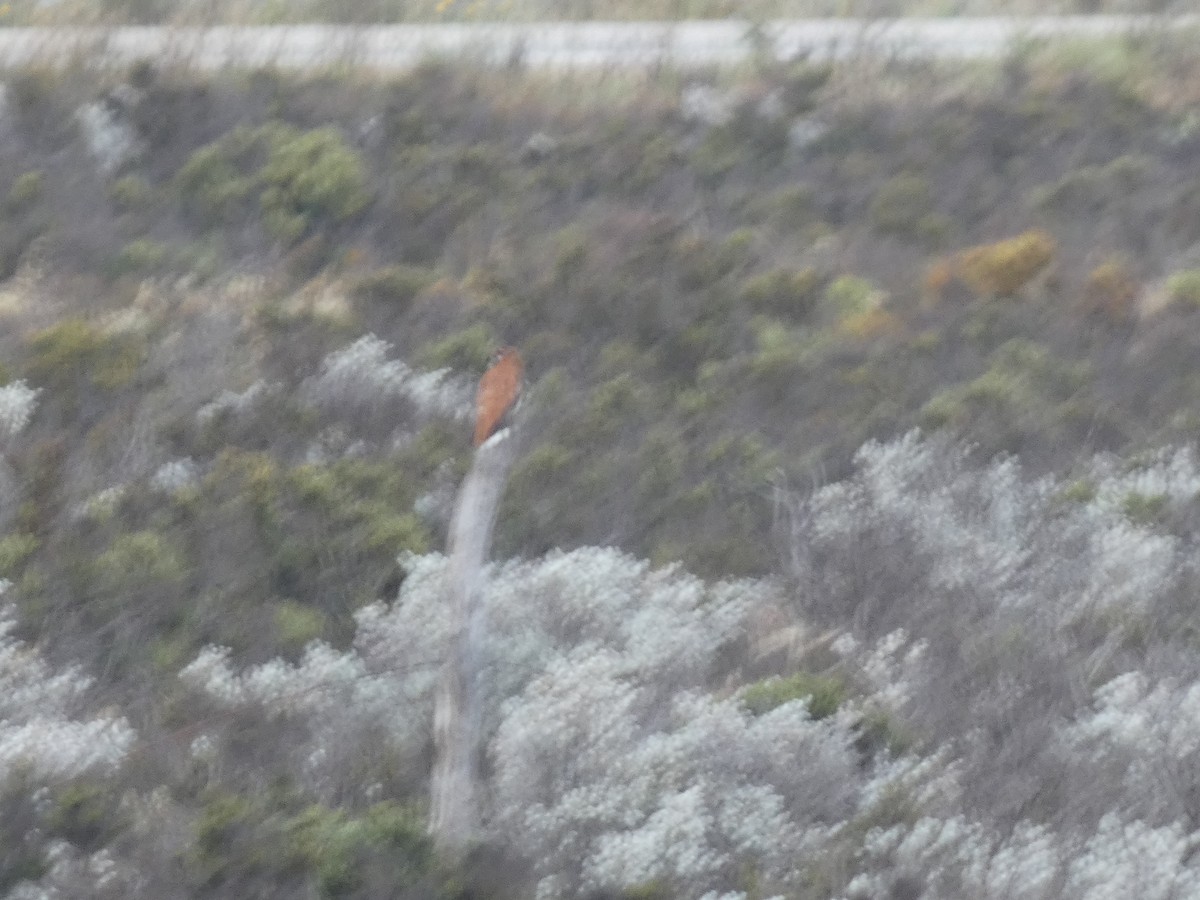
[585,374,652,439]
[95,530,188,593]
[189,785,434,895]
[1121,491,1168,526]
[619,882,672,900]
[745,182,816,230]
[362,511,428,555]
[348,265,436,310]
[742,671,847,719]
[1165,269,1200,307]
[1057,479,1098,505]
[673,231,751,290]
[287,802,432,898]
[150,632,194,673]
[177,138,257,226]
[691,127,742,185]
[108,174,153,211]
[0,532,37,577]
[703,431,780,486]
[920,339,1091,444]
[189,791,261,889]
[957,229,1056,298]
[508,444,574,495]
[739,267,819,319]
[260,126,370,244]
[1081,258,1138,321]
[868,172,933,237]
[823,274,884,320]
[920,390,965,429]
[748,317,816,382]
[44,780,127,851]
[415,322,495,372]
[26,318,145,391]
[6,170,42,212]
[1032,155,1151,216]
[552,223,589,283]
[635,428,687,509]
[856,705,914,758]
[111,238,170,276]
[273,600,327,652]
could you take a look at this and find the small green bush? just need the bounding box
[0,532,37,577]
[189,791,260,889]
[920,391,966,429]
[6,170,42,212]
[1057,479,1098,505]
[745,182,816,230]
[508,443,574,495]
[274,600,327,652]
[348,265,436,310]
[739,267,819,319]
[1121,491,1168,526]
[1081,258,1138,321]
[552,223,589,283]
[177,139,257,226]
[287,802,432,897]
[108,174,153,211]
[742,671,847,719]
[95,530,188,593]
[673,230,752,290]
[957,229,1056,298]
[416,322,496,372]
[362,509,429,554]
[823,274,884,320]
[868,172,933,237]
[260,126,370,244]
[584,374,652,439]
[26,319,145,391]
[111,238,170,276]
[748,318,814,382]
[1165,269,1200,307]
[44,780,127,851]
[1032,155,1151,216]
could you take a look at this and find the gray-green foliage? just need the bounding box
[178,123,368,243]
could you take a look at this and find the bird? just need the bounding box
[474,347,524,447]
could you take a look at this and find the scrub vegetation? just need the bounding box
[1,29,1200,898]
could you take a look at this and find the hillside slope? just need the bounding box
[0,35,1199,897]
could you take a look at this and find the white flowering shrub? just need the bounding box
[783,433,1200,800]
[680,84,735,127]
[496,676,855,898]
[149,457,200,494]
[70,485,126,523]
[301,334,472,426]
[768,432,1200,897]
[183,547,867,896]
[74,101,144,174]
[195,379,280,426]
[1058,672,1200,826]
[179,639,417,795]
[176,433,1200,898]
[844,809,1200,900]
[0,605,135,782]
[0,380,38,440]
[4,840,138,900]
[1062,815,1200,900]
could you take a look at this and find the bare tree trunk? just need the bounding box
[430,433,518,857]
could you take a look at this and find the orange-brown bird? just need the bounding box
[474,347,524,447]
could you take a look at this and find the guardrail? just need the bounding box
[0,17,1193,70]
